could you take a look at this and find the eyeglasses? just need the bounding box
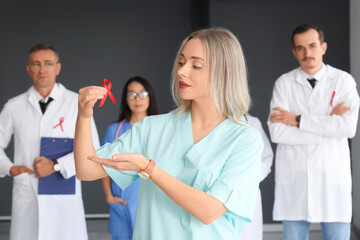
[28,62,57,71]
[127,91,149,100]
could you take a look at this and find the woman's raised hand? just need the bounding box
[78,86,108,118]
[87,153,149,172]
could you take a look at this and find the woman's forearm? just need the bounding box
[87,152,227,224]
[151,166,227,225]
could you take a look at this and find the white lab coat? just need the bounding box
[239,115,273,240]
[268,64,359,222]
[0,83,100,240]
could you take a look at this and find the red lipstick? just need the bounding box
[179,81,190,89]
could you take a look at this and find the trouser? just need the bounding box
[283,221,350,240]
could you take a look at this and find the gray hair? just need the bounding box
[28,44,60,62]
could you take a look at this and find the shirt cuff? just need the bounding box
[56,152,75,179]
[207,186,253,223]
[0,160,14,177]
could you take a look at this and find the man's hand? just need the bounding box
[331,102,350,116]
[270,107,298,126]
[10,165,34,177]
[33,156,56,178]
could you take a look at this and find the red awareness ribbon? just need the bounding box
[53,117,64,132]
[99,79,117,107]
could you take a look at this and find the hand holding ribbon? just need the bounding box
[78,86,107,118]
[99,79,117,107]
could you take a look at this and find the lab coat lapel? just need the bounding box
[27,87,43,116]
[43,83,60,117]
[40,84,70,137]
[294,72,313,91]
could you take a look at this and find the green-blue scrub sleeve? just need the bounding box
[96,121,144,190]
[206,127,263,223]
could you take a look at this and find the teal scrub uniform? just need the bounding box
[96,112,262,240]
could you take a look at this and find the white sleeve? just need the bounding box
[0,101,14,177]
[248,117,273,182]
[300,75,359,138]
[268,78,323,145]
[57,116,100,179]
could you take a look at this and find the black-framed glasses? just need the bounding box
[28,62,57,71]
[127,91,149,100]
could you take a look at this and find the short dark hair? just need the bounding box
[28,44,60,61]
[117,76,159,122]
[291,24,324,48]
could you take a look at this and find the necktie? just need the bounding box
[307,78,316,88]
[39,97,53,114]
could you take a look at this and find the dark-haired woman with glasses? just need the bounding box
[100,76,158,240]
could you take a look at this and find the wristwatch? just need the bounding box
[296,115,301,127]
[53,160,61,172]
[138,160,156,180]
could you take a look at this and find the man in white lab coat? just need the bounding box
[0,44,100,240]
[268,24,359,240]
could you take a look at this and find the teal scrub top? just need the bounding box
[96,112,262,240]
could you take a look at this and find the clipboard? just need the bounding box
[38,137,75,194]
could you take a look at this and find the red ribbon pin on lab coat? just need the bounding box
[53,117,64,132]
[99,79,118,107]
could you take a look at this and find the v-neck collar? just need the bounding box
[183,111,229,147]
[178,111,232,169]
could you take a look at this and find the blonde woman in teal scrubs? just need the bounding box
[74,28,263,239]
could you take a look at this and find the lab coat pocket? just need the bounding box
[327,167,351,186]
[275,146,296,185]
[324,140,351,186]
[13,172,33,202]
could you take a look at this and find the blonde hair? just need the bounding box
[170,28,250,123]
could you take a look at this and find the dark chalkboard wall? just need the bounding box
[0,0,350,225]
[0,0,193,217]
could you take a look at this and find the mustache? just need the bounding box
[302,57,315,61]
